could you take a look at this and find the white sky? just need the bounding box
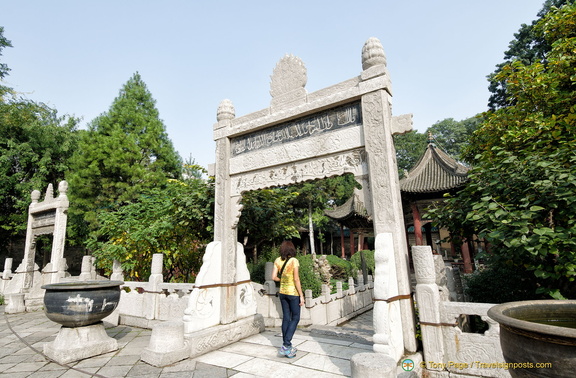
[2,0,545,169]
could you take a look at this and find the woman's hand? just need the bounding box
[299,296,304,306]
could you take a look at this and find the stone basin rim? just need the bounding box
[41,280,124,291]
[488,299,576,338]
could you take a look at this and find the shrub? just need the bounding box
[464,262,541,303]
[247,245,279,284]
[350,250,375,276]
[325,255,355,280]
[296,255,322,298]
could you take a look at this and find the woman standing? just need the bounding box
[272,240,304,358]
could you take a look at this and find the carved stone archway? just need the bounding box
[183,37,417,361]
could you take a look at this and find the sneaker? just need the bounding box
[278,345,290,356]
[285,346,297,358]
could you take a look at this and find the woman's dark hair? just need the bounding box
[280,240,296,260]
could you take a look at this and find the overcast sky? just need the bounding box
[2,0,546,169]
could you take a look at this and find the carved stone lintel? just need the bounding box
[231,149,367,195]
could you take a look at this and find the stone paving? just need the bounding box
[0,305,374,377]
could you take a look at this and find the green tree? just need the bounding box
[394,116,479,177]
[67,72,182,235]
[88,176,214,282]
[238,187,300,261]
[289,174,359,255]
[487,0,574,110]
[393,130,427,176]
[430,3,576,299]
[0,95,78,251]
[0,26,13,96]
[428,116,482,161]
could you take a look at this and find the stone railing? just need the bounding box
[413,245,510,378]
[116,255,373,329]
[254,261,374,327]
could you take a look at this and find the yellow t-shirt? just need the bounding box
[274,257,300,296]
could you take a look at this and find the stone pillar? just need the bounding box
[360,37,417,354]
[213,99,239,325]
[412,245,445,369]
[21,190,41,291]
[49,181,69,283]
[0,258,13,293]
[372,233,404,361]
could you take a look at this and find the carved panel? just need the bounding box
[230,102,361,156]
[269,54,307,98]
[230,126,364,174]
[230,149,367,195]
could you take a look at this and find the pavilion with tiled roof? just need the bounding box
[324,192,372,257]
[399,134,471,271]
[325,134,473,271]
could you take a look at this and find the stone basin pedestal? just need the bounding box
[41,280,123,364]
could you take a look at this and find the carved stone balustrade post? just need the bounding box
[110,260,124,282]
[144,253,164,320]
[413,245,445,370]
[0,258,13,293]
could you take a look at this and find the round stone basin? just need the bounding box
[487,300,576,378]
[42,280,124,327]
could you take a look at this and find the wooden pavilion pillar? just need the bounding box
[340,225,346,259]
[461,239,473,273]
[411,202,423,246]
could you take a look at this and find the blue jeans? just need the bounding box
[279,294,301,347]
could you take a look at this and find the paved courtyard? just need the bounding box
[0,305,374,377]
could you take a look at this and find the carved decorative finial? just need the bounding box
[217,99,235,122]
[31,190,41,204]
[362,37,386,70]
[58,181,69,197]
[45,183,54,201]
[270,54,307,98]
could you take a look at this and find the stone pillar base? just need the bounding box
[44,322,118,364]
[141,320,189,367]
[187,314,265,359]
[4,293,26,314]
[351,352,397,378]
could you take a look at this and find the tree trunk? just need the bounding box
[308,202,316,256]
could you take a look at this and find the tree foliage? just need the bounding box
[394,116,480,177]
[487,0,574,110]
[87,176,214,282]
[430,3,576,299]
[0,94,78,249]
[0,26,13,95]
[238,174,359,257]
[428,116,482,161]
[393,130,427,176]
[67,72,182,235]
